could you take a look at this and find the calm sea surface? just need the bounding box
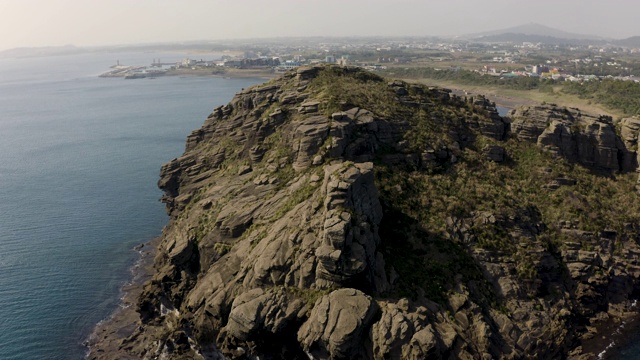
[0,52,261,360]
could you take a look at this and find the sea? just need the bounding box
[0,52,262,360]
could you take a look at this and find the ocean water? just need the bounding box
[0,52,261,360]
[496,106,509,117]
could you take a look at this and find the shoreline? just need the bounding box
[100,67,280,80]
[576,304,640,359]
[85,237,160,359]
[606,314,640,359]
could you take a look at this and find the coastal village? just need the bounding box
[99,53,361,79]
[99,37,640,85]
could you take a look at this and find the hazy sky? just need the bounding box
[0,0,638,50]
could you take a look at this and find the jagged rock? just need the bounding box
[468,95,508,140]
[315,162,386,291]
[166,231,195,265]
[370,301,448,360]
[292,115,330,171]
[620,117,640,190]
[297,66,322,81]
[620,117,640,151]
[237,165,252,176]
[298,288,378,359]
[219,288,305,342]
[407,324,440,358]
[298,100,321,114]
[510,104,634,172]
[249,145,266,163]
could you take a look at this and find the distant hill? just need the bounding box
[616,36,640,48]
[467,26,640,47]
[475,33,606,46]
[468,23,603,41]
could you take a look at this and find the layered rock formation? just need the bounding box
[89,67,640,360]
[509,104,636,172]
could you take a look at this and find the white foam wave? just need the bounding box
[597,299,639,359]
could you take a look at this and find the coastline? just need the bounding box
[606,313,640,359]
[85,237,159,359]
[101,67,280,80]
[575,305,640,359]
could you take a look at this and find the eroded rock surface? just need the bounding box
[89,67,640,360]
[298,288,378,359]
[510,104,635,172]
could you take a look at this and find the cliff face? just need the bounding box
[509,105,636,172]
[92,67,640,359]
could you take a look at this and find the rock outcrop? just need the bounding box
[89,67,640,360]
[509,104,635,172]
[620,116,640,190]
[298,288,378,359]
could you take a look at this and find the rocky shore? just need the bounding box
[89,66,640,359]
[580,308,640,359]
[86,238,159,359]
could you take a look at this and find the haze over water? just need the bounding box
[0,52,261,359]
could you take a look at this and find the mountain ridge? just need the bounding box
[464,23,605,41]
[459,23,640,46]
[88,66,640,359]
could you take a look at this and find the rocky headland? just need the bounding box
[89,66,640,359]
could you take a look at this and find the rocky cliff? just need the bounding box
[509,105,635,172]
[90,67,640,359]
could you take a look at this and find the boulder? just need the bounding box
[298,100,321,114]
[371,303,415,359]
[220,288,306,341]
[298,288,378,359]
